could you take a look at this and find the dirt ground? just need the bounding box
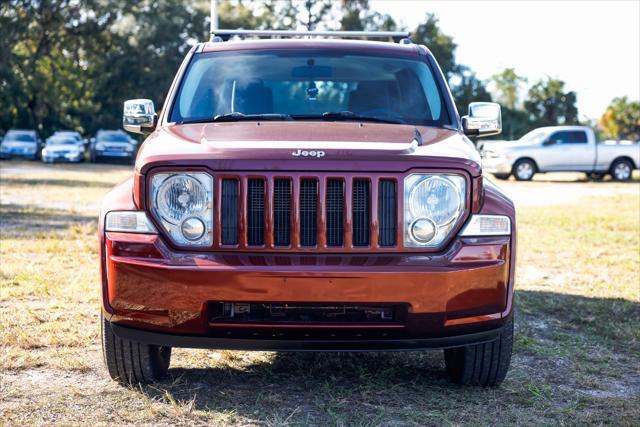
[1,161,639,425]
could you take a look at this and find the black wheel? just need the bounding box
[513,159,536,181]
[444,314,513,387]
[101,313,171,384]
[493,173,511,180]
[610,159,633,181]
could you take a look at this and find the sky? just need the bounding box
[370,0,640,120]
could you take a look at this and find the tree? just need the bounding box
[450,66,492,117]
[339,0,398,32]
[491,68,527,110]
[524,77,579,126]
[598,96,640,141]
[411,14,457,80]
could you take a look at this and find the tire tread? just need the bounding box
[444,315,514,387]
[101,314,170,385]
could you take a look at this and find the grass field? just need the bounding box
[1,161,639,425]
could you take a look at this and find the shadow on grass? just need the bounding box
[0,204,96,236]
[0,159,132,174]
[150,351,451,424]
[0,177,114,188]
[131,291,639,424]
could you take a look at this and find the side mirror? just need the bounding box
[123,99,156,134]
[542,139,556,146]
[462,102,502,137]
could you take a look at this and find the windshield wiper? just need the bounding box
[296,111,406,125]
[179,113,293,124]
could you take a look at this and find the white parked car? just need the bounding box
[482,126,639,181]
[42,135,85,163]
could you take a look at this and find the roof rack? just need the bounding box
[210,29,412,43]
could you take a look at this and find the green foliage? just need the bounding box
[598,96,640,141]
[0,0,587,143]
[411,14,457,79]
[450,66,492,117]
[491,68,528,110]
[525,77,579,127]
[501,107,535,140]
[1,0,208,137]
[339,0,398,31]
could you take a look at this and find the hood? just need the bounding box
[136,122,481,176]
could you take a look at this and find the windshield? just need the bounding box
[519,130,547,144]
[169,50,450,126]
[54,132,80,140]
[99,133,129,142]
[6,133,35,142]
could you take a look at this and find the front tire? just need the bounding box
[492,173,511,180]
[101,313,171,384]
[610,159,633,181]
[444,314,513,387]
[513,159,536,181]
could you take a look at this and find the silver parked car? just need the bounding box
[0,129,40,160]
[89,129,136,163]
[482,126,639,181]
[42,135,85,163]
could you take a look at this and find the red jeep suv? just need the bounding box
[99,30,515,387]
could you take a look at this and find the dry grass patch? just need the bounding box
[1,162,639,425]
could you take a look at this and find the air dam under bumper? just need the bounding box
[109,320,506,351]
[103,231,513,344]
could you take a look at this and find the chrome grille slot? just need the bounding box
[273,178,291,246]
[221,179,239,245]
[247,178,265,245]
[326,179,344,247]
[352,179,370,246]
[378,179,396,247]
[299,178,318,247]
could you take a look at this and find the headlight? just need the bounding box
[95,142,105,150]
[404,174,466,247]
[151,172,213,246]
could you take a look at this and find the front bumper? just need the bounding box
[1,149,37,158]
[103,230,514,345]
[43,152,83,162]
[481,157,513,174]
[96,149,133,158]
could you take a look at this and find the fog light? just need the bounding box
[181,217,205,241]
[410,218,436,243]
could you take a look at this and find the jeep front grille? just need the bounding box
[214,173,399,252]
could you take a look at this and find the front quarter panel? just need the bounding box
[99,176,137,317]
[480,178,516,317]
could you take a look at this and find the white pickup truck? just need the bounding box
[481,126,639,181]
